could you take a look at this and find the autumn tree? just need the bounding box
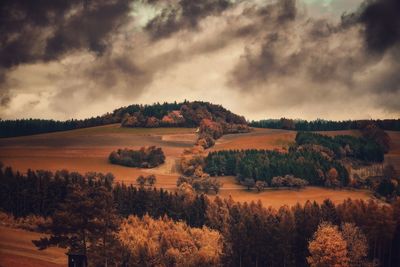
[341,223,368,267]
[307,222,350,267]
[325,168,340,188]
[255,180,267,192]
[118,214,223,267]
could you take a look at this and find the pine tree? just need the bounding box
[33,184,121,266]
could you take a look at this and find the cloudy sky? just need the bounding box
[1,0,399,121]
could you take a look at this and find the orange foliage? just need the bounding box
[118,215,223,267]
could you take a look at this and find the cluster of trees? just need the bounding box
[239,175,308,192]
[118,215,223,267]
[307,222,369,267]
[1,165,400,266]
[177,175,222,194]
[109,146,165,168]
[136,174,156,187]
[296,132,385,162]
[178,145,224,193]
[207,197,400,267]
[250,118,400,131]
[204,149,349,187]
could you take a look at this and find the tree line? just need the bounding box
[0,115,119,138]
[0,165,399,266]
[250,118,400,131]
[205,149,349,187]
[0,165,207,226]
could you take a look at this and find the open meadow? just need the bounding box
[1,124,398,197]
[1,126,399,266]
[0,226,66,267]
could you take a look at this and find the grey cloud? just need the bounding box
[145,0,232,39]
[228,0,400,113]
[0,0,132,68]
[1,0,399,120]
[359,0,400,53]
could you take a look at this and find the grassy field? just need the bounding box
[0,124,196,185]
[216,176,373,209]
[0,226,66,267]
[1,125,398,266]
[211,128,296,152]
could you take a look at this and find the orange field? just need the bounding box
[1,125,399,266]
[212,128,295,152]
[216,177,373,209]
[0,226,66,267]
[0,124,196,186]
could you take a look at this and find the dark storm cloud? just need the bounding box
[145,0,232,39]
[359,0,400,53]
[0,0,132,68]
[1,0,399,120]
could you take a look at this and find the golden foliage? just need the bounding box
[307,222,350,267]
[118,215,223,267]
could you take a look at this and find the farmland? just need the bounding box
[0,226,66,267]
[1,124,397,197]
[1,125,399,266]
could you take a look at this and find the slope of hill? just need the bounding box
[0,226,66,267]
[0,101,248,138]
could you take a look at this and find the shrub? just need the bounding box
[271,175,308,188]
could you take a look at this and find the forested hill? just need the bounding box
[250,118,400,131]
[0,101,247,138]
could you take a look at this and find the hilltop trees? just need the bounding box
[0,101,250,138]
[119,101,248,130]
[109,146,165,168]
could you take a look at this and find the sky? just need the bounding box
[0,0,399,121]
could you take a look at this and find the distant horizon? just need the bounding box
[1,100,399,122]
